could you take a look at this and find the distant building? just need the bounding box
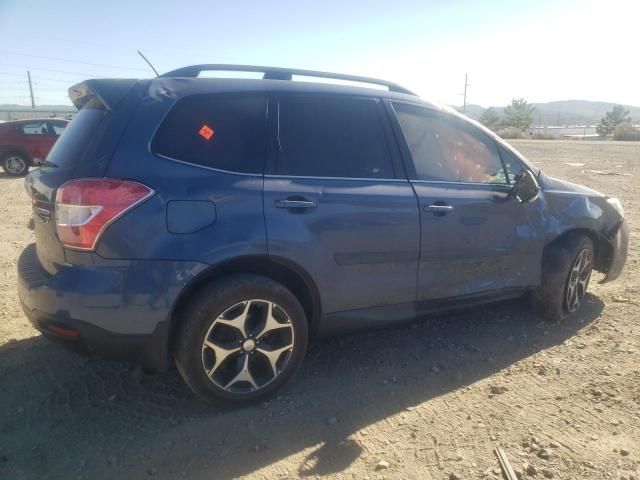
[0,107,75,122]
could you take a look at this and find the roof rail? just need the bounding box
[160,64,416,95]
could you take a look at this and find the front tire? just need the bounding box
[1,152,30,176]
[532,234,594,321]
[174,275,308,404]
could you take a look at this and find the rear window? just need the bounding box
[45,98,106,169]
[151,94,267,174]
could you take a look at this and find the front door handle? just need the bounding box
[425,204,454,213]
[275,199,317,209]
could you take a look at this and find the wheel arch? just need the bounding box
[544,227,611,273]
[168,255,322,350]
[1,147,33,164]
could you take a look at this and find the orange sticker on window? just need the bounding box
[199,125,214,140]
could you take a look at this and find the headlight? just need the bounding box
[607,197,624,218]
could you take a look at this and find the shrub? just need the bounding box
[496,127,525,139]
[613,122,640,141]
[531,132,556,140]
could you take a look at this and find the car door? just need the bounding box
[263,94,420,315]
[388,101,541,301]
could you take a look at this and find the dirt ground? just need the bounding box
[0,139,638,480]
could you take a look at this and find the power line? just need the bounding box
[29,75,79,83]
[0,62,129,77]
[0,49,149,72]
[0,71,27,77]
[31,86,69,91]
[0,72,79,83]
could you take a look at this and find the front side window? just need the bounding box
[393,103,507,184]
[151,94,267,174]
[20,122,49,135]
[496,143,524,183]
[276,95,394,179]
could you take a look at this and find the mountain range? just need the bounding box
[458,100,640,126]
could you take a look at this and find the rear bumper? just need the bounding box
[600,219,629,283]
[17,243,207,371]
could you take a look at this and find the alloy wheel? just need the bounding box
[201,299,295,393]
[566,247,592,313]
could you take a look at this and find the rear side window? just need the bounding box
[151,94,267,174]
[393,103,507,184]
[276,95,394,179]
[45,98,107,169]
[20,122,49,135]
[49,121,67,136]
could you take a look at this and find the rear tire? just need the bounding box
[1,152,30,176]
[174,274,308,405]
[532,233,594,321]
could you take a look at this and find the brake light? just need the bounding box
[55,179,153,251]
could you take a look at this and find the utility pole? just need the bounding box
[462,73,469,113]
[27,71,35,109]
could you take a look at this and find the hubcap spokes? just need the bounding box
[566,248,592,313]
[6,156,25,174]
[202,300,294,393]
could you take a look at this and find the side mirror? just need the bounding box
[512,170,540,203]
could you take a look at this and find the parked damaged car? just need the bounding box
[18,65,629,404]
[0,118,68,175]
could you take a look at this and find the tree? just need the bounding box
[596,105,631,137]
[479,107,501,131]
[503,98,535,131]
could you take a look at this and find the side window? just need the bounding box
[151,94,267,174]
[276,95,394,179]
[393,103,507,184]
[20,122,49,135]
[49,122,67,136]
[497,144,524,183]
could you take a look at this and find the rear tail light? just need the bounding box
[55,178,153,251]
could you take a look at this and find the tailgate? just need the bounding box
[25,79,140,273]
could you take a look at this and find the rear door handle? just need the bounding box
[274,199,317,209]
[425,204,454,213]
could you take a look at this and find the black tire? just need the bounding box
[174,274,308,405]
[1,152,30,176]
[532,233,594,321]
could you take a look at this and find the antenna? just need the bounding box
[137,50,159,77]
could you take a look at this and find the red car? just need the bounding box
[0,118,69,176]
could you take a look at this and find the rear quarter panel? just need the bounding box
[98,86,267,264]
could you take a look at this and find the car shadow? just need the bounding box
[0,295,604,479]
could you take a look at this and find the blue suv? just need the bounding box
[18,65,629,404]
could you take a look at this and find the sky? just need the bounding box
[1,0,639,108]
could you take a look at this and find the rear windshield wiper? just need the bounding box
[39,160,59,168]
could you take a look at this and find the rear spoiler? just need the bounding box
[68,79,138,111]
